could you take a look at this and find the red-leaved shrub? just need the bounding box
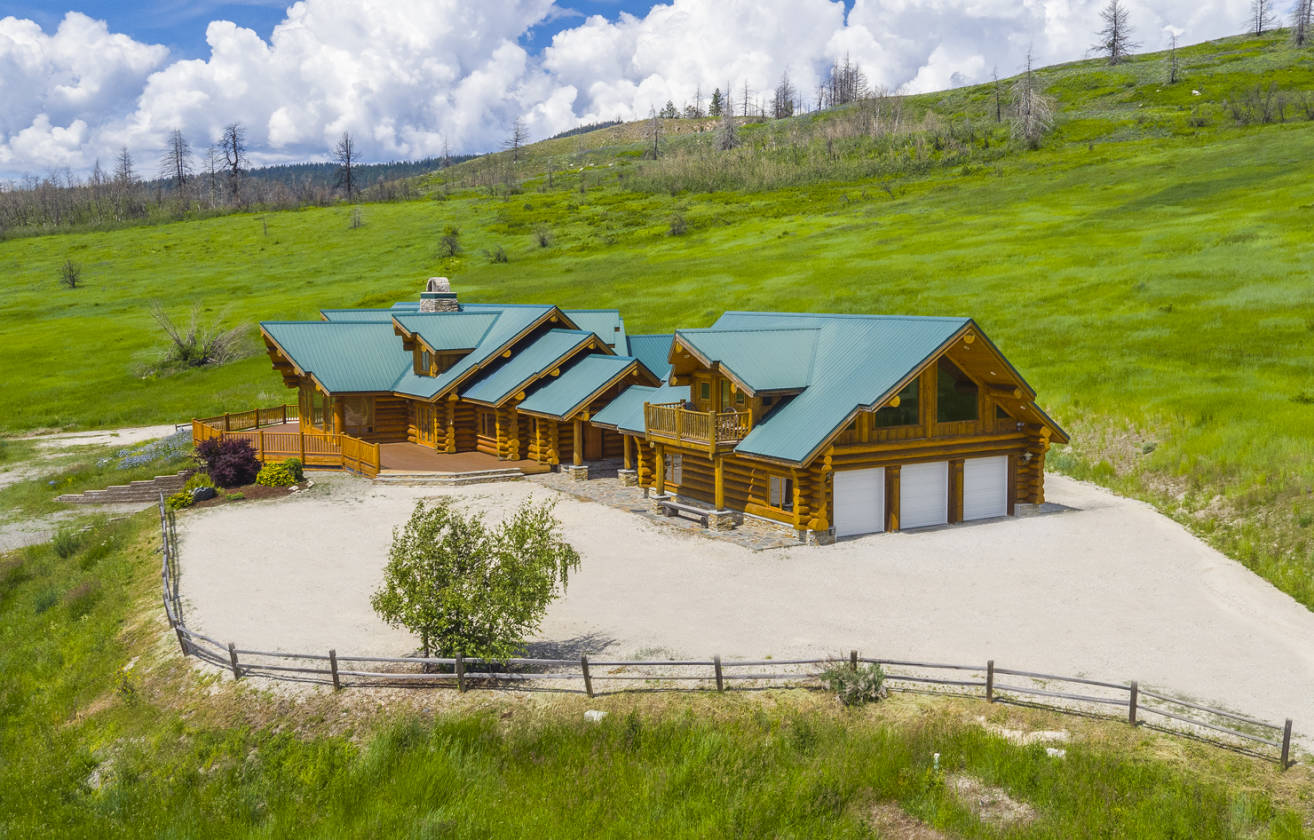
[195,438,260,488]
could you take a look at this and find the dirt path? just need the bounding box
[176,472,1314,742]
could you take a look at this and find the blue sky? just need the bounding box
[0,0,1237,178]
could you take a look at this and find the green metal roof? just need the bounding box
[392,305,555,400]
[563,309,627,350]
[518,354,639,420]
[460,329,600,406]
[590,381,689,434]
[262,321,410,393]
[626,334,674,379]
[320,308,400,322]
[674,328,819,393]
[709,312,971,464]
[393,312,499,351]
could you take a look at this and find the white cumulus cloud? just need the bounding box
[0,0,1249,179]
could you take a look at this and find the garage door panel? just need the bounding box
[962,455,1008,521]
[834,468,885,538]
[900,461,948,529]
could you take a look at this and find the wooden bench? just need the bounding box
[657,498,711,526]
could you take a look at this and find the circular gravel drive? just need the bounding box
[177,472,1314,738]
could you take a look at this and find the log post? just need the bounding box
[985,660,995,702]
[714,655,724,691]
[623,434,632,470]
[1280,719,1293,770]
[224,412,231,432]
[456,655,466,692]
[714,456,725,510]
[581,655,594,698]
[1128,681,1139,726]
[228,643,241,680]
[654,444,666,495]
[174,626,188,656]
[850,650,858,671]
[573,419,584,466]
[329,649,340,691]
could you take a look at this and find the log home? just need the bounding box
[593,311,1067,542]
[256,280,1066,541]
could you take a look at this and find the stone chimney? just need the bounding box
[419,277,459,313]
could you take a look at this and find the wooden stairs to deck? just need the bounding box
[372,468,526,487]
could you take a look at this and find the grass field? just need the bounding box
[1,504,1311,838]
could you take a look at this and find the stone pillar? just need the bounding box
[618,469,639,487]
[562,464,589,481]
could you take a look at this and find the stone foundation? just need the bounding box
[707,510,739,531]
[617,469,639,487]
[649,494,673,515]
[799,528,837,546]
[562,464,589,481]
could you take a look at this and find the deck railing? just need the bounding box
[191,403,380,478]
[644,402,751,447]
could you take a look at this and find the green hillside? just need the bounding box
[1,31,1313,614]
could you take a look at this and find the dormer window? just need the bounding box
[418,349,433,376]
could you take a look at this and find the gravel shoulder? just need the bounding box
[175,471,1314,739]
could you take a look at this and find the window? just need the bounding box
[665,453,683,485]
[996,404,1011,420]
[735,390,746,406]
[699,381,711,404]
[479,411,497,439]
[719,379,732,409]
[420,350,432,375]
[769,475,794,510]
[937,359,979,422]
[874,379,920,427]
[343,397,374,434]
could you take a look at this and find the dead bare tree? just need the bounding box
[1010,52,1055,148]
[773,71,796,118]
[159,128,193,196]
[820,54,869,108]
[1166,32,1181,84]
[114,146,135,184]
[150,301,243,368]
[1295,0,1313,46]
[334,131,357,200]
[1250,0,1278,34]
[717,87,740,150]
[646,107,661,159]
[504,119,528,163]
[219,123,247,202]
[992,68,1003,122]
[1094,0,1139,65]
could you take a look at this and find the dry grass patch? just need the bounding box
[946,773,1037,828]
[868,802,952,839]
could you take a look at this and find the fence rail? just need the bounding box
[191,403,380,478]
[156,497,1297,768]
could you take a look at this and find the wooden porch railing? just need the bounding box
[191,403,380,478]
[644,402,750,447]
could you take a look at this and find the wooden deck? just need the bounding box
[378,443,552,475]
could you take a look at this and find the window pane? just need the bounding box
[874,379,920,427]
[937,359,979,422]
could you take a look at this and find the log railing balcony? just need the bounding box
[644,402,750,447]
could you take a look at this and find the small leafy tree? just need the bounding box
[59,258,81,289]
[371,498,581,659]
[195,438,260,487]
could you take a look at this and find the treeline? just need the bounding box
[0,126,477,239]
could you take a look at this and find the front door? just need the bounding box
[584,426,604,461]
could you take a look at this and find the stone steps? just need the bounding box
[373,469,525,486]
[57,470,193,505]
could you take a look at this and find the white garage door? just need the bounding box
[900,461,948,529]
[962,455,1009,521]
[833,468,885,538]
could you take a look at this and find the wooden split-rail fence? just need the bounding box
[157,497,1297,768]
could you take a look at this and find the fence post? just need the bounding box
[1280,719,1292,770]
[174,626,188,656]
[1128,681,1139,726]
[224,412,230,432]
[456,655,466,692]
[581,655,594,698]
[228,643,241,680]
[299,428,306,463]
[714,655,724,691]
[282,403,288,424]
[329,649,340,691]
[986,660,995,702]
[257,429,265,462]
[850,649,858,670]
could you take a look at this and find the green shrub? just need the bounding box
[34,587,58,614]
[282,458,304,481]
[184,472,214,492]
[165,489,194,511]
[819,660,887,706]
[225,492,245,501]
[256,462,296,487]
[51,527,82,559]
[64,580,101,618]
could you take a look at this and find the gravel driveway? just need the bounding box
[177,471,1314,740]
